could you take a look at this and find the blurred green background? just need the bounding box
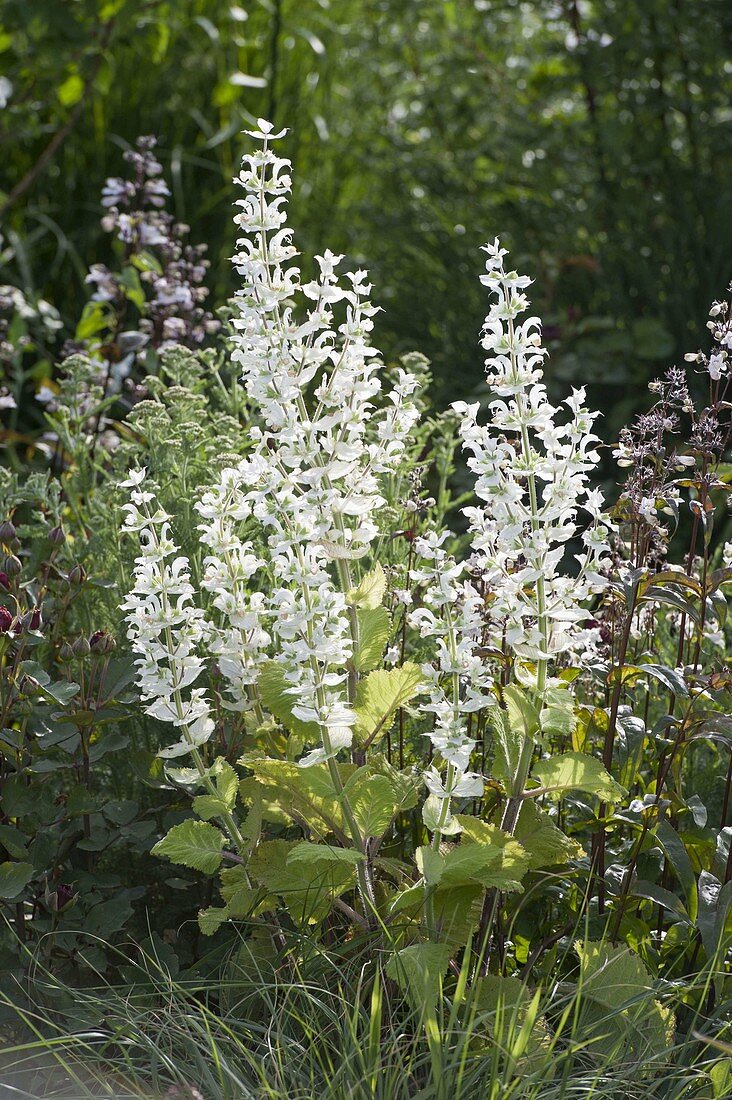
[1,0,731,429]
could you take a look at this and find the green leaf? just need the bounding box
[1,778,38,818]
[608,663,689,698]
[625,879,689,921]
[118,266,146,310]
[84,896,133,938]
[193,759,239,821]
[257,662,320,740]
[198,906,230,936]
[152,820,225,874]
[655,818,698,922]
[493,687,539,786]
[474,976,552,1074]
[343,770,400,838]
[347,563,387,609]
[432,824,530,892]
[287,841,364,868]
[43,679,80,705]
[0,825,28,859]
[57,72,84,107]
[353,663,423,747]
[540,685,577,740]
[0,861,33,900]
[248,839,354,924]
[530,752,626,802]
[514,801,583,869]
[130,250,163,275]
[354,607,392,672]
[386,942,453,1013]
[574,941,675,1061]
[240,756,349,839]
[75,300,112,341]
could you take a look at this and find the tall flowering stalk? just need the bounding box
[408,532,491,840]
[455,240,611,832]
[123,120,421,917]
[200,119,419,770]
[120,468,246,850]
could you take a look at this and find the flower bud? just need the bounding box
[0,519,16,542]
[44,882,77,913]
[0,606,12,633]
[49,525,65,546]
[90,629,116,655]
[3,555,21,578]
[68,563,87,586]
[72,635,91,658]
[58,642,74,663]
[18,674,41,696]
[20,607,43,632]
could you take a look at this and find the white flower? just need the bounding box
[708,353,727,381]
[120,469,214,762]
[197,119,421,766]
[455,240,612,664]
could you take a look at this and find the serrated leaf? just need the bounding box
[530,752,625,802]
[152,820,225,874]
[239,756,349,839]
[0,861,33,899]
[493,687,539,786]
[343,770,400,838]
[354,607,392,672]
[574,941,675,1061]
[474,976,553,1074]
[540,685,576,740]
[353,664,423,747]
[386,942,453,1013]
[248,839,353,924]
[198,906,230,936]
[515,801,583,869]
[257,662,320,740]
[287,841,363,867]
[347,563,387,609]
[434,825,530,892]
[193,759,239,821]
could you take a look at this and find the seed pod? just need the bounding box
[90,629,116,655]
[20,607,43,632]
[49,525,65,546]
[0,519,16,542]
[72,635,91,658]
[68,563,87,586]
[3,555,21,578]
[18,674,41,696]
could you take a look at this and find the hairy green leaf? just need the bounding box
[353,663,423,747]
[152,820,225,874]
[530,752,625,802]
[354,607,392,672]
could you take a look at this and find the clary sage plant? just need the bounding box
[121,120,623,958]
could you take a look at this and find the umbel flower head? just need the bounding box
[455,239,611,665]
[195,119,421,766]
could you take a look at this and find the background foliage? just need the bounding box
[1,0,731,421]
